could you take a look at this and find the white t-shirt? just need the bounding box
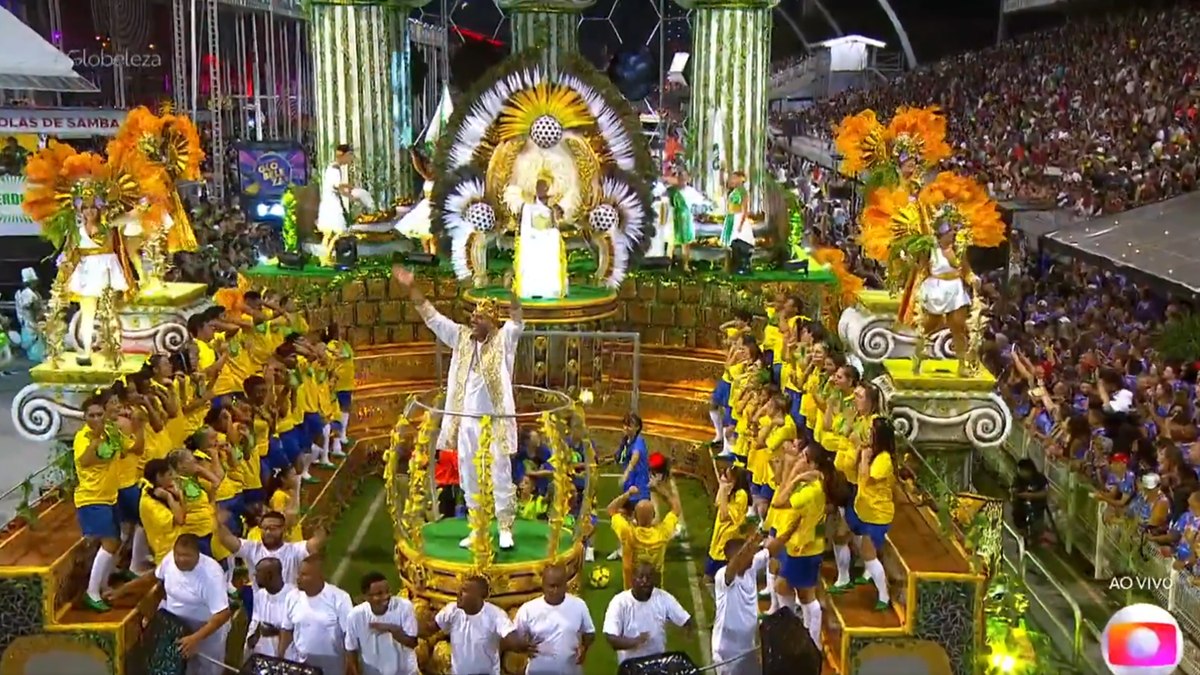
[602,588,691,665]
[237,539,309,587]
[713,549,770,654]
[281,583,353,661]
[1106,388,1134,414]
[344,597,419,675]
[434,601,515,675]
[513,595,596,675]
[156,552,228,624]
[247,584,294,658]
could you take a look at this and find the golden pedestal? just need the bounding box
[11,354,146,442]
[67,282,211,355]
[462,286,619,325]
[838,290,955,364]
[875,359,1011,450]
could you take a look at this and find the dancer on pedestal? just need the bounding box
[23,141,168,365]
[664,171,696,272]
[394,149,437,255]
[392,264,523,550]
[317,144,374,266]
[514,175,567,300]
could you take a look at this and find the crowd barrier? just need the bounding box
[1003,423,1200,642]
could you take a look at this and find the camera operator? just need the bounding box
[1012,458,1050,546]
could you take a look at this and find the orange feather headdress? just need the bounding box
[107,105,205,183]
[834,106,951,182]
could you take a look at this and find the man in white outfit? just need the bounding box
[513,564,595,674]
[317,144,374,265]
[712,533,771,675]
[392,265,523,550]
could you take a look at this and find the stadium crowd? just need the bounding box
[776,2,1200,213]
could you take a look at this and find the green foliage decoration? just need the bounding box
[282,188,298,253]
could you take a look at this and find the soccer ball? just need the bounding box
[464,201,496,232]
[589,566,612,589]
[588,203,620,233]
[529,115,564,149]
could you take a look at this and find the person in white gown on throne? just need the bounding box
[513,175,567,300]
[392,264,523,551]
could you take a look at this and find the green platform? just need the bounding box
[469,285,614,305]
[420,518,575,564]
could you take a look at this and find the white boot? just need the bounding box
[584,545,595,562]
[458,534,474,549]
[498,528,514,550]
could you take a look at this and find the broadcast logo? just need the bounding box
[1102,603,1183,674]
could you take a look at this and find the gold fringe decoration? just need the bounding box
[97,285,123,365]
[562,136,599,214]
[909,281,927,374]
[470,415,496,570]
[486,139,522,225]
[142,219,170,287]
[542,412,570,559]
[570,404,598,545]
[40,263,74,367]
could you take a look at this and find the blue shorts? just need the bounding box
[779,553,823,589]
[771,362,782,385]
[787,390,802,423]
[116,485,142,525]
[217,495,245,537]
[280,427,304,462]
[711,379,732,408]
[267,437,290,471]
[336,391,352,411]
[704,555,727,578]
[623,477,650,504]
[302,412,325,441]
[197,533,213,558]
[77,504,119,539]
[754,483,775,502]
[845,503,890,550]
[242,487,265,506]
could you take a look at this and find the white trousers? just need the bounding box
[457,418,516,528]
[181,620,230,675]
[713,632,761,675]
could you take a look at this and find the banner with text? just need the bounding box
[0,109,128,137]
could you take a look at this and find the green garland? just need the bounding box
[786,192,804,260]
[282,188,299,253]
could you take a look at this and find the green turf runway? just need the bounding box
[323,474,717,674]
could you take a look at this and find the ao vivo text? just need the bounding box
[1109,576,1174,591]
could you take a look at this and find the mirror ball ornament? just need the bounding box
[589,203,619,233]
[465,201,497,232]
[529,115,564,149]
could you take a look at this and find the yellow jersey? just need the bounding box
[329,340,356,392]
[196,339,216,371]
[214,320,257,396]
[73,426,121,507]
[779,480,826,557]
[854,451,896,526]
[764,416,798,490]
[612,511,678,579]
[176,476,214,538]
[747,414,774,485]
[242,418,269,491]
[268,489,304,542]
[139,487,179,564]
[112,428,141,490]
[800,372,821,429]
[204,441,245,503]
[707,489,748,561]
[295,356,322,414]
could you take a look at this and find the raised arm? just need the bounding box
[392,265,459,346]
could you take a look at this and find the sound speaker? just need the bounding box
[640,256,672,270]
[277,251,307,270]
[783,259,810,275]
[405,251,438,266]
[761,607,823,675]
[966,204,1012,274]
[333,236,358,270]
[240,654,323,674]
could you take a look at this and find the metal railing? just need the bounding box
[434,329,642,412]
[0,436,74,528]
[999,423,1200,649]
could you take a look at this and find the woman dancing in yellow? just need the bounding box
[769,439,830,649]
[845,415,897,610]
[821,361,861,591]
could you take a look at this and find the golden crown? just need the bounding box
[473,298,501,321]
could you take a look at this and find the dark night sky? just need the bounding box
[428,0,1054,68]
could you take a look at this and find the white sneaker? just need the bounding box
[458,535,473,549]
[606,549,622,561]
[499,529,514,550]
[331,449,347,458]
[584,546,595,562]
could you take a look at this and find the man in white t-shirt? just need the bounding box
[602,562,692,665]
[246,557,294,659]
[712,534,770,675]
[432,575,525,675]
[345,571,419,675]
[513,564,596,675]
[215,508,324,587]
[278,557,354,675]
[156,534,233,675]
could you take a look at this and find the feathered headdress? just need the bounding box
[106,105,205,183]
[834,106,951,188]
[859,171,1005,269]
[473,297,501,322]
[23,141,170,249]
